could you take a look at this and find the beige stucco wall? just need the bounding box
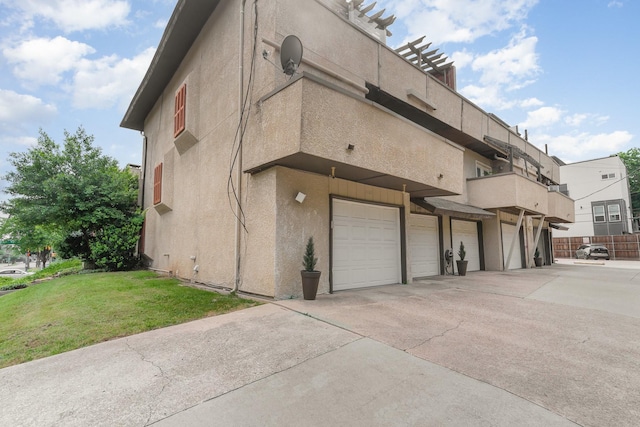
[245,77,465,195]
[262,0,562,185]
[444,149,495,205]
[240,166,410,299]
[141,0,245,287]
[548,190,576,223]
[136,0,569,296]
[481,214,502,271]
[468,173,549,215]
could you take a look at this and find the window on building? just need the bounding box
[153,163,163,205]
[601,173,616,180]
[174,84,186,137]
[608,204,621,222]
[476,161,492,177]
[593,205,605,223]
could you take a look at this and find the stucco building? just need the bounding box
[121,0,574,298]
[553,155,633,238]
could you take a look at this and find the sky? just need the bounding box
[0,0,638,196]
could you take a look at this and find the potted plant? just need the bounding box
[456,241,468,276]
[534,247,543,267]
[301,237,321,300]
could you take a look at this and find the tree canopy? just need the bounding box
[1,127,143,270]
[618,147,640,221]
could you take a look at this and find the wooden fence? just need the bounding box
[552,234,640,260]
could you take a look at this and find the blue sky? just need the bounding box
[0,0,637,196]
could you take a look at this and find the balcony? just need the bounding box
[547,191,575,223]
[244,74,464,197]
[467,172,549,215]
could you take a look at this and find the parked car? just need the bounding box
[575,244,610,260]
[0,268,35,279]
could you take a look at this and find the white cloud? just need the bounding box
[608,1,623,7]
[472,29,539,88]
[3,36,95,86]
[0,89,57,126]
[534,131,633,160]
[8,0,130,32]
[387,0,539,44]
[460,84,517,110]
[154,19,168,29]
[520,106,564,129]
[456,28,540,111]
[520,98,544,108]
[565,113,588,127]
[450,50,474,70]
[72,47,155,109]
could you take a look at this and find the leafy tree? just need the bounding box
[1,127,143,270]
[618,148,640,222]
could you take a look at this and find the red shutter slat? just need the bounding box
[153,163,162,205]
[174,84,186,137]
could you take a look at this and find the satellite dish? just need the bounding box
[280,35,303,76]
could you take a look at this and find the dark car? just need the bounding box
[575,244,610,260]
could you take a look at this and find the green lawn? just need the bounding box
[0,269,261,368]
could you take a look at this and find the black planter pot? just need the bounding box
[456,260,468,276]
[534,257,543,267]
[301,270,321,300]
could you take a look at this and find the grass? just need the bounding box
[0,268,261,368]
[0,258,84,290]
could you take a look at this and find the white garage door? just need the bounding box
[501,223,523,270]
[409,214,440,277]
[451,219,481,272]
[332,199,401,291]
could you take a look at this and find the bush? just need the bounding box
[90,214,144,271]
[0,283,27,291]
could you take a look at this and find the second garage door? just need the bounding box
[409,214,440,277]
[451,219,481,272]
[332,199,402,291]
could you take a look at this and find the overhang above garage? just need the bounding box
[412,197,496,220]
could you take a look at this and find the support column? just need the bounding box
[530,215,545,267]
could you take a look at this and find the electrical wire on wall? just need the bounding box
[227,0,258,234]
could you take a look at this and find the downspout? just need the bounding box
[139,131,147,257]
[234,0,247,293]
[140,131,147,210]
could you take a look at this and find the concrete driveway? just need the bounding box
[2,262,640,426]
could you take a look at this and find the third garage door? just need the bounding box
[501,223,523,270]
[451,219,481,272]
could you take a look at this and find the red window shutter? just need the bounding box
[153,163,163,205]
[174,84,186,137]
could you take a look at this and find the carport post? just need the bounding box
[505,209,524,270]
[530,215,545,267]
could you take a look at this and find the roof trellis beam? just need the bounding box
[394,36,453,73]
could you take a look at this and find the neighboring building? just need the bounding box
[121,0,574,299]
[554,155,633,238]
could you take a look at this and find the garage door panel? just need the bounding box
[332,200,401,291]
[409,215,440,278]
[501,223,523,270]
[452,219,480,272]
